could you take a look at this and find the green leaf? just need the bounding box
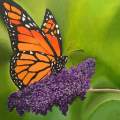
[68,50,91,66]
[82,93,120,120]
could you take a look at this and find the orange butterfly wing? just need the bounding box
[41,9,62,57]
[0,0,56,89]
[11,52,51,88]
[0,1,54,56]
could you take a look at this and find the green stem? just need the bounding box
[88,88,120,93]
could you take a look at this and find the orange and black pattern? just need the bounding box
[41,9,62,56]
[11,51,52,87]
[0,0,54,55]
[0,0,67,89]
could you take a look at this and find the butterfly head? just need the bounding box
[51,56,68,75]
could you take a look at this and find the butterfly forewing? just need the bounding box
[41,9,62,57]
[0,0,54,56]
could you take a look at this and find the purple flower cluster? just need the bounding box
[8,58,96,116]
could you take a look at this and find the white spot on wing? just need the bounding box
[22,17,26,21]
[33,23,36,26]
[27,17,31,20]
[29,23,34,27]
[17,53,20,56]
[10,25,13,28]
[23,14,26,18]
[5,11,7,15]
[49,15,53,18]
[30,51,33,54]
[56,25,58,28]
[25,24,30,28]
[57,30,60,34]
[43,23,46,26]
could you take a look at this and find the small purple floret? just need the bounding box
[8,58,96,116]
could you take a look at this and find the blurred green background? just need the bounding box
[0,0,120,120]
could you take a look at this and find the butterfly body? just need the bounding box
[0,0,67,89]
[51,56,68,75]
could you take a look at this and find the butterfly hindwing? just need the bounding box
[10,51,51,89]
[41,9,62,57]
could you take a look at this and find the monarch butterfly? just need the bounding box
[0,0,68,89]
